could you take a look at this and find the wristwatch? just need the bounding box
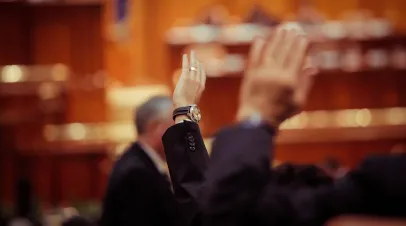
[173,104,201,123]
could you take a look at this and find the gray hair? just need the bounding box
[134,95,173,135]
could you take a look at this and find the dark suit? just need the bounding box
[100,121,208,226]
[201,123,406,226]
[163,120,209,226]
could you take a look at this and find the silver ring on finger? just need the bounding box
[190,66,198,72]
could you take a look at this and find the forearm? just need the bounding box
[162,120,209,224]
[201,123,276,226]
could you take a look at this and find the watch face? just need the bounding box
[189,105,201,122]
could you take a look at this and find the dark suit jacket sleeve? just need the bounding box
[199,123,402,226]
[116,168,178,226]
[162,120,209,225]
[199,123,375,226]
[201,123,275,226]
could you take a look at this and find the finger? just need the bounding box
[247,37,266,69]
[278,29,299,66]
[302,66,319,77]
[291,52,315,108]
[200,61,206,89]
[195,60,201,84]
[180,54,189,79]
[302,56,319,76]
[295,67,315,106]
[288,36,310,79]
[261,27,286,66]
[189,50,197,80]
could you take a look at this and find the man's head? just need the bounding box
[134,96,173,155]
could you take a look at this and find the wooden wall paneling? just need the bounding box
[0,125,18,204]
[304,73,350,111]
[144,0,173,85]
[313,0,358,19]
[103,0,130,85]
[253,0,294,19]
[126,0,149,85]
[199,76,241,136]
[389,0,406,31]
[57,154,94,203]
[26,155,54,205]
[30,5,106,122]
[103,0,150,85]
[347,72,383,109]
[365,71,400,108]
[0,153,17,204]
[95,154,109,199]
[107,0,406,87]
[154,0,295,86]
[70,6,104,74]
[207,0,293,19]
[29,20,72,66]
[29,5,103,73]
[358,0,385,17]
[68,5,106,122]
[22,152,105,206]
[0,3,30,65]
[397,71,406,107]
[357,0,406,31]
[143,0,238,86]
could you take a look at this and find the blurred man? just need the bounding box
[101,51,209,226]
[201,27,406,226]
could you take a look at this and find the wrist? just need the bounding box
[237,105,279,127]
[173,104,201,123]
[174,115,191,124]
[173,101,191,109]
[240,111,278,135]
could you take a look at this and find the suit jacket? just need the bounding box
[201,123,406,226]
[162,120,209,226]
[100,121,208,226]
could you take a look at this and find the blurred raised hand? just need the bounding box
[172,50,206,109]
[238,26,318,127]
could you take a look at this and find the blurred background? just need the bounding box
[1,0,406,223]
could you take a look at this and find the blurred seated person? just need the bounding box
[7,218,32,226]
[100,51,208,226]
[62,216,92,226]
[61,207,79,220]
[320,157,349,179]
[327,215,406,226]
[273,163,334,189]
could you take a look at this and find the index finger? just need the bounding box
[200,62,206,88]
[179,54,189,80]
[247,37,266,69]
[260,27,286,66]
[287,36,310,79]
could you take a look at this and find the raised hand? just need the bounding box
[238,26,318,127]
[173,50,206,109]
